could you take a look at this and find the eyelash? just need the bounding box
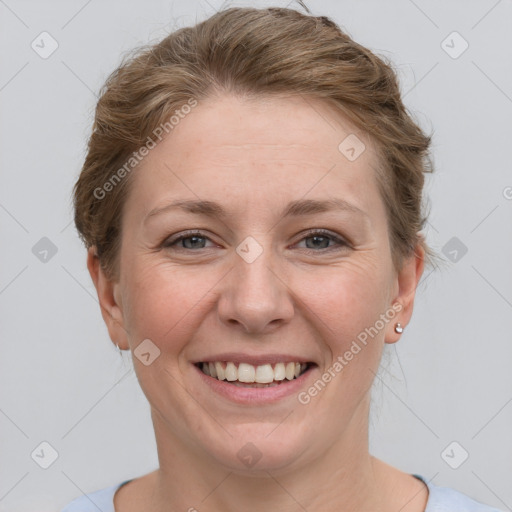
[162,229,349,253]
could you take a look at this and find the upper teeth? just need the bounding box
[201,362,308,383]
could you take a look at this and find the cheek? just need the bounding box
[121,238,392,364]
[298,256,390,347]
[122,259,221,348]
[300,258,390,405]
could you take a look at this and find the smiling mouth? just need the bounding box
[195,361,313,388]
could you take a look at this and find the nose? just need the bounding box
[217,243,295,334]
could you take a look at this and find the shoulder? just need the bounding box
[60,480,132,512]
[414,474,505,512]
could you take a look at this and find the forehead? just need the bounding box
[168,93,372,164]
[127,93,384,221]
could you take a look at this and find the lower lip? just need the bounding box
[193,364,317,404]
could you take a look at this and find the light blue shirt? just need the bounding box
[60,474,504,511]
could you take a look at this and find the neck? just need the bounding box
[147,398,389,512]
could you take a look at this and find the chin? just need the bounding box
[200,425,311,474]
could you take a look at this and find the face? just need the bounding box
[91,93,423,475]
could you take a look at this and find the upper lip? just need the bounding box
[192,353,317,366]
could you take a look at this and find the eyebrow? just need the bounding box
[144,197,368,223]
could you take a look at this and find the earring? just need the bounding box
[394,323,403,334]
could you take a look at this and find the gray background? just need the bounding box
[1,0,511,510]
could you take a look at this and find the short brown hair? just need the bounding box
[73,6,436,281]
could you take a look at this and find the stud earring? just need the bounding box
[394,323,403,334]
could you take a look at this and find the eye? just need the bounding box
[161,229,349,252]
[162,230,216,250]
[294,229,348,252]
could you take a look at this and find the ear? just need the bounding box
[86,247,130,350]
[385,242,425,344]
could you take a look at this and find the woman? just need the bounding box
[61,6,503,512]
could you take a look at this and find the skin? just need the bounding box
[87,93,428,511]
